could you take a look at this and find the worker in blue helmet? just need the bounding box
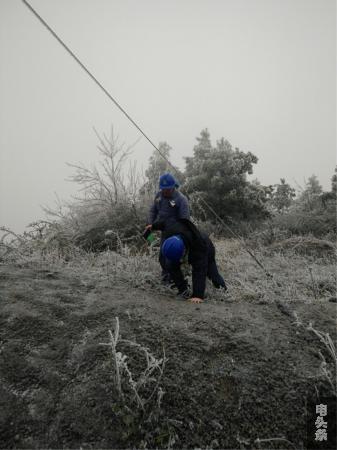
[146,172,190,228]
[152,218,227,303]
[145,172,190,284]
[161,235,186,262]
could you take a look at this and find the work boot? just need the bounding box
[213,281,227,291]
[217,285,228,302]
[161,273,173,286]
[177,287,191,300]
[218,284,227,292]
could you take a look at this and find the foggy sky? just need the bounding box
[0,0,336,233]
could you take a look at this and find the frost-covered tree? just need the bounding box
[300,174,323,210]
[320,167,337,208]
[271,178,296,212]
[144,142,183,194]
[184,129,269,221]
[331,166,337,195]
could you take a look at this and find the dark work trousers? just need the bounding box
[207,240,226,289]
[162,239,226,294]
[161,258,188,293]
[159,236,172,283]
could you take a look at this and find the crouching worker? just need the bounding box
[145,172,190,285]
[152,219,227,304]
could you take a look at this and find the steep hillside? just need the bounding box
[0,249,335,449]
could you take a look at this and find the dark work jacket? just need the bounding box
[148,190,190,226]
[152,219,210,299]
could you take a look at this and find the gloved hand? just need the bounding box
[143,226,155,243]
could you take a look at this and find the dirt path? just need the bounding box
[0,263,336,449]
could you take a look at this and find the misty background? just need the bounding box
[0,0,335,234]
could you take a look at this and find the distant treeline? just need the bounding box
[39,127,336,252]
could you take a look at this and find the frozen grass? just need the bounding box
[213,238,336,305]
[2,233,335,306]
[292,312,337,395]
[254,436,297,450]
[99,317,167,411]
[1,232,335,448]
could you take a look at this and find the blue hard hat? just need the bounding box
[159,172,179,190]
[161,235,185,262]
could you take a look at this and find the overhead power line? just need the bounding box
[21,0,167,162]
[21,0,271,277]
